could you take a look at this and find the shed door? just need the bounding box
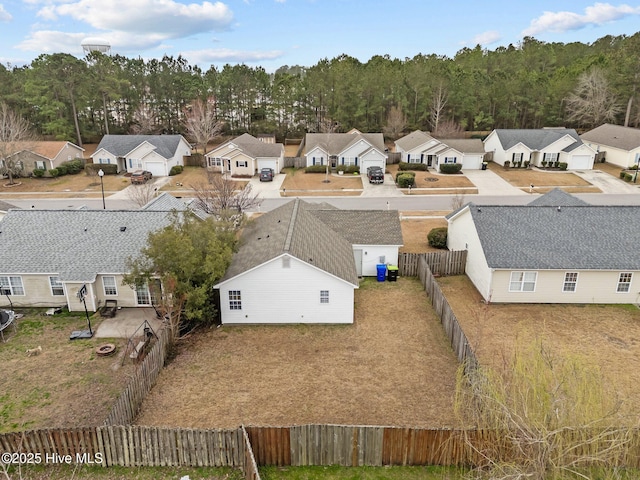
[353,249,363,276]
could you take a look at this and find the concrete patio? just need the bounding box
[94,307,167,339]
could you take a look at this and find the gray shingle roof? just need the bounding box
[95,135,186,159]
[231,133,284,157]
[310,210,403,246]
[0,210,172,282]
[580,123,640,151]
[305,133,385,156]
[219,199,358,285]
[466,203,640,270]
[527,188,590,206]
[141,192,209,220]
[438,138,485,154]
[395,130,435,151]
[0,200,18,212]
[492,129,583,152]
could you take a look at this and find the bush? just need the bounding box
[399,162,428,171]
[85,163,118,176]
[48,168,60,177]
[624,173,633,182]
[32,168,45,178]
[336,165,360,174]
[427,227,448,249]
[395,171,415,182]
[524,160,530,168]
[503,160,511,169]
[396,173,416,188]
[305,165,327,173]
[558,162,568,171]
[629,164,638,170]
[541,160,548,167]
[56,164,68,176]
[440,163,463,174]
[620,170,627,179]
[62,159,83,174]
[169,165,183,176]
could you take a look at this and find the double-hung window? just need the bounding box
[103,276,118,296]
[509,271,537,292]
[617,273,633,293]
[0,276,24,296]
[563,272,578,292]
[49,277,64,296]
[229,290,242,310]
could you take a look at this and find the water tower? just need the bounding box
[81,37,111,55]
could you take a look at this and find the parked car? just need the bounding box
[367,166,384,184]
[131,170,153,184]
[259,168,274,182]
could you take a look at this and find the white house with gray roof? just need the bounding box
[214,199,403,324]
[484,128,596,170]
[0,209,174,312]
[205,133,284,177]
[93,134,191,176]
[447,189,640,304]
[580,123,640,169]
[303,130,386,171]
[394,131,485,172]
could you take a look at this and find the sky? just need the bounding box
[1,0,640,72]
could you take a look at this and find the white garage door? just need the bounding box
[258,159,278,173]
[571,155,591,170]
[361,159,385,172]
[145,162,166,177]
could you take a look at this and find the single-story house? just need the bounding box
[92,135,191,176]
[205,133,284,177]
[1,141,84,175]
[0,208,179,312]
[214,199,403,324]
[446,189,640,304]
[303,130,386,171]
[394,131,485,171]
[483,128,596,170]
[580,123,640,169]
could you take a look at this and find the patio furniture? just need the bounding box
[0,310,16,342]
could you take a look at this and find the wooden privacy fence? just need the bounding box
[282,157,306,169]
[386,152,401,164]
[398,251,467,277]
[104,327,173,426]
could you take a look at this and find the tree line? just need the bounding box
[1,32,639,147]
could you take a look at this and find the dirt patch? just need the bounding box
[437,275,640,419]
[387,165,475,189]
[399,217,448,253]
[135,277,459,429]
[281,168,363,192]
[0,312,135,432]
[487,162,591,187]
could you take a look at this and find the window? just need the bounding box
[207,157,222,167]
[236,161,247,168]
[35,160,46,170]
[136,284,151,305]
[0,276,24,296]
[15,161,24,171]
[444,157,457,164]
[509,271,537,292]
[99,158,111,164]
[617,273,633,293]
[49,277,64,296]
[543,152,558,163]
[312,156,324,166]
[229,290,242,310]
[103,276,117,296]
[320,290,329,304]
[563,272,578,292]
[512,152,523,162]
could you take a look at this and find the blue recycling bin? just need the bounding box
[376,264,387,282]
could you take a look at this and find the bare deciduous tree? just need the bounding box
[127,182,158,207]
[383,105,407,139]
[130,103,161,134]
[0,103,34,185]
[191,170,262,225]
[430,81,448,133]
[433,119,464,138]
[450,192,466,211]
[182,98,223,153]
[565,68,622,129]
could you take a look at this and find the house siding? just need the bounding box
[354,245,400,276]
[490,269,640,304]
[0,274,67,309]
[217,255,355,324]
[583,143,640,169]
[305,146,328,167]
[230,152,255,176]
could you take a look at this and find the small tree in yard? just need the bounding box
[455,339,634,480]
[127,182,158,207]
[0,103,34,185]
[123,212,236,339]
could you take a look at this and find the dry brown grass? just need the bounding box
[487,162,592,187]
[387,165,475,188]
[135,277,459,429]
[281,168,363,191]
[399,217,448,253]
[282,191,363,197]
[594,161,625,177]
[0,313,135,433]
[437,275,640,419]
[521,185,602,194]
[0,172,129,194]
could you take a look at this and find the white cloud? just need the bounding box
[182,48,284,63]
[470,30,501,46]
[42,0,234,38]
[16,30,88,54]
[0,4,13,22]
[523,2,640,36]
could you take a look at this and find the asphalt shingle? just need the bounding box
[95,135,186,159]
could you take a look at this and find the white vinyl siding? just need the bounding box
[49,276,64,296]
[0,276,24,296]
[563,272,578,292]
[103,276,118,296]
[617,272,632,293]
[509,271,537,292]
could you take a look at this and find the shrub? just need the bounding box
[558,162,568,171]
[56,164,69,176]
[399,162,428,171]
[440,163,463,174]
[553,161,560,168]
[620,170,627,179]
[395,171,415,182]
[169,165,183,176]
[503,160,511,169]
[624,173,633,182]
[427,227,448,249]
[629,164,638,170]
[62,159,83,174]
[32,168,45,178]
[85,163,118,175]
[305,165,328,173]
[336,165,360,174]
[541,160,548,167]
[524,160,530,168]
[396,173,416,188]
[48,168,60,177]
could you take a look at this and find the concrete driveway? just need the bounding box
[573,169,640,194]
[463,169,528,196]
[248,173,286,198]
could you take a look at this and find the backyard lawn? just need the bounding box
[399,216,448,253]
[437,275,640,420]
[0,311,135,433]
[135,277,459,429]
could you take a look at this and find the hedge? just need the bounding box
[336,165,360,174]
[440,163,463,174]
[305,165,328,173]
[399,162,429,171]
[85,163,118,175]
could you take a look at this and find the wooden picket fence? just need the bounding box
[104,327,173,426]
[398,251,467,277]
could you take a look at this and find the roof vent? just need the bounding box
[84,227,87,232]
[120,226,127,232]
[557,206,561,212]
[477,207,481,212]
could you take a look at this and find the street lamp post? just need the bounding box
[98,169,105,209]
